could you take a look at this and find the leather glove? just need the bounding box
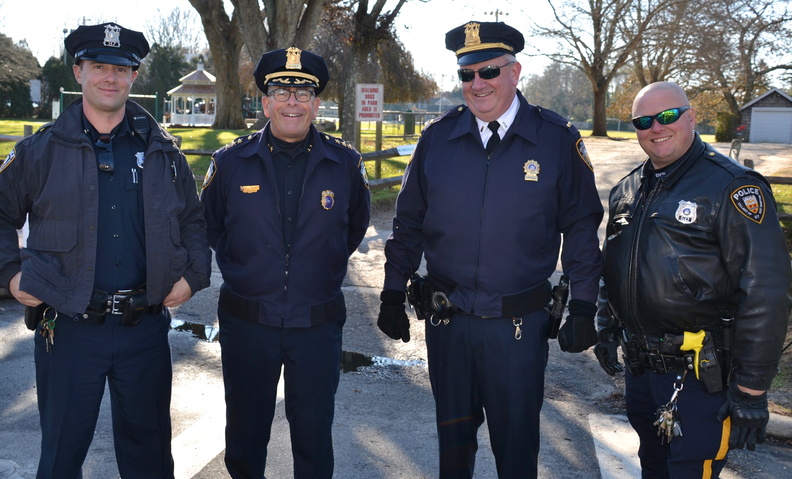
[377,290,410,343]
[593,329,624,376]
[557,299,598,353]
[716,382,768,451]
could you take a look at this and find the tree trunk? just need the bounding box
[340,49,366,144]
[591,82,609,137]
[189,0,246,130]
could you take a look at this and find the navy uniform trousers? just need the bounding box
[425,308,549,479]
[218,304,344,479]
[34,311,173,479]
[626,368,730,478]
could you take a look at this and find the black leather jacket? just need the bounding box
[597,135,792,390]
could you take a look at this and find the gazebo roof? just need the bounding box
[168,61,216,96]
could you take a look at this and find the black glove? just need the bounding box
[377,290,410,343]
[716,382,768,451]
[557,299,598,353]
[593,329,624,376]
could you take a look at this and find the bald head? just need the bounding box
[632,82,690,116]
[632,82,696,169]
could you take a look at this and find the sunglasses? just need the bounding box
[96,135,114,172]
[457,61,515,83]
[631,106,691,131]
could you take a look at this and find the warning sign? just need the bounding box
[356,83,384,121]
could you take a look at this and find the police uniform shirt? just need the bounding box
[475,94,519,146]
[269,131,310,248]
[83,113,147,293]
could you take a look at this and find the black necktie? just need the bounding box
[486,121,501,154]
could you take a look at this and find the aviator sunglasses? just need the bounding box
[631,106,691,131]
[457,61,515,82]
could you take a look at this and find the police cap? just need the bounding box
[254,47,329,96]
[65,23,149,69]
[445,21,524,65]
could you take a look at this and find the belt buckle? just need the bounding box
[108,290,133,315]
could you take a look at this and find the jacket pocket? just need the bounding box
[22,221,78,288]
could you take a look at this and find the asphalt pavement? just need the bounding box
[2,139,792,478]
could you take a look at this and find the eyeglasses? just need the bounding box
[267,88,315,103]
[631,106,691,131]
[96,135,114,172]
[457,61,515,83]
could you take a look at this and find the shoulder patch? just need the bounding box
[358,156,369,189]
[576,138,593,171]
[730,185,765,224]
[0,147,16,174]
[202,157,217,191]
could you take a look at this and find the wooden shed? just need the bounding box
[739,88,792,143]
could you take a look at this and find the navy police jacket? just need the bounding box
[201,124,371,328]
[597,134,792,390]
[383,92,603,317]
[0,100,211,316]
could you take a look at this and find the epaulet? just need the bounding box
[34,122,54,135]
[321,133,359,155]
[212,130,262,160]
[534,104,579,134]
[422,105,466,134]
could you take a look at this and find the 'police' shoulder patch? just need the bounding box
[202,157,217,191]
[0,147,16,174]
[358,157,369,189]
[731,185,765,224]
[576,139,593,171]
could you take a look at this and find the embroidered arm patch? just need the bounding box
[576,139,593,171]
[730,185,765,224]
[0,148,16,174]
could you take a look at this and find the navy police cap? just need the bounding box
[65,23,149,69]
[254,47,330,96]
[445,21,524,65]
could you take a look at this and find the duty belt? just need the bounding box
[83,287,162,325]
[624,333,695,375]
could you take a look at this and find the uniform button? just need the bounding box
[87,266,93,271]
[287,217,293,222]
[113,234,119,238]
[111,205,117,209]
[89,226,95,230]
[287,190,292,195]
[89,185,95,190]
[116,262,122,266]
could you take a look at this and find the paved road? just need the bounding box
[1,139,791,478]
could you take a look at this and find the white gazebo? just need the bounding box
[166,62,217,126]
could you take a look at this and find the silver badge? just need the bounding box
[104,24,121,48]
[675,200,697,224]
[135,152,145,169]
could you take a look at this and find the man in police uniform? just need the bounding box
[0,23,211,478]
[595,81,792,477]
[377,21,603,478]
[200,48,370,478]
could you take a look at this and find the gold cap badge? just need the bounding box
[464,22,481,47]
[285,47,302,70]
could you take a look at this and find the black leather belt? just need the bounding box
[83,288,162,324]
[428,275,551,318]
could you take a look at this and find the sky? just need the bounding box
[1,0,555,91]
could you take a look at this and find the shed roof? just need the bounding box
[740,88,792,111]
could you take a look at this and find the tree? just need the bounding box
[39,56,79,119]
[533,0,682,136]
[520,63,592,122]
[188,0,246,129]
[0,33,41,118]
[311,0,437,136]
[689,0,792,126]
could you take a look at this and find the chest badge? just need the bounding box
[135,152,145,169]
[321,190,335,210]
[675,200,698,224]
[523,160,540,182]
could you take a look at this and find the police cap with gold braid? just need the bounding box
[445,21,524,66]
[253,47,330,96]
[65,23,149,69]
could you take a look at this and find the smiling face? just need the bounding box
[263,87,320,143]
[461,55,521,122]
[632,82,696,169]
[74,60,137,119]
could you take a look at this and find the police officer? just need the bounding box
[595,81,792,477]
[377,21,603,478]
[200,47,370,479]
[0,23,211,478]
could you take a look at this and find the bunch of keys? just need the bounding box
[39,307,58,354]
[654,373,685,443]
